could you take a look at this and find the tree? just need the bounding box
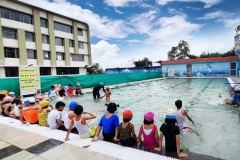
[235,25,240,34]
[86,63,105,74]
[167,40,190,60]
[133,57,152,67]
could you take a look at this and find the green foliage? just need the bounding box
[198,49,235,58]
[86,63,105,74]
[134,57,152,67]
[168,40,190,60]
[235,25,240,34]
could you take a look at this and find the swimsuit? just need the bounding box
[175,109,189,129]
[140,124,158,149]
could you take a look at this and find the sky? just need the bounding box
[20,0,240,69]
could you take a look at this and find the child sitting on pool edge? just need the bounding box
[38,100,53,127]
[116,109,137,147]
[65,105,96,140]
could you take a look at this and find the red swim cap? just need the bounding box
[123,110,133,119]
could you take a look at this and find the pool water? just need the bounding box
[50,78,240,160]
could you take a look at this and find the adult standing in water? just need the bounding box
[92,82,106,100]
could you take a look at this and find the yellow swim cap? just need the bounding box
[39,100,49,108]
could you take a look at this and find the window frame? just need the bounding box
[78,41,84,49]
[2,27,17,39]
[55,37,64,46]
[78,28,83,36]
[43,51,51,60]
[54,21,72,34]
[42,35,49,44]
[40,18,48,28]
[70,53,84,61]
[27,49,36,59]
[25,32,35,42]
[4,47,19,58]
[40,67,51,76]
[5,67,19,77]
[69,40,74,48]
[56,52,65,61]
[56,67,79,75]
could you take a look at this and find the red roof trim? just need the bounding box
[161,56,239,65]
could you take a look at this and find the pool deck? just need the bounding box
[228,76,240,88]
[0,116,223,160]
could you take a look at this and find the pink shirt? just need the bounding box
[140,124,158,149]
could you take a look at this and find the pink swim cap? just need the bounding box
[144,111,154,122]
[3,96,13,102]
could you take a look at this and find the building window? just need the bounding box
[25,32,35,42]
[54,22,72,33]
[43,51,50,60]
[4,47,19,58]
[0,7,33,24]
[2,27,17,39]
[69,40,74,47]
[78,41,84,49]
[40,67,51,75]
[5,67,19,77]
[55,37,63,46]
[71,54,84,61]
[56,52,65,60]
[27,50,36,59]
[40,18,48,28]
[78,28,83,36]
[56,67,79,75]
[42,35,49,44]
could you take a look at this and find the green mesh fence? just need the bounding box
[0,71,162,96]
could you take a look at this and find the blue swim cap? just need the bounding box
[99,82,104,85]
[69,101,78,110]
[166,114,176,119]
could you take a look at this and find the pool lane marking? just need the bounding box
[170,80,188,89]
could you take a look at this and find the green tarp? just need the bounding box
[0,71,162,96]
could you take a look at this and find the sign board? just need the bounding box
[234,35,240,58]
[19,66,41,96]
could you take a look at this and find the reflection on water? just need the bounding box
[48,78,239,160]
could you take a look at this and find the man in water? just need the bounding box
[92,82,106,100]
[219,91,240,106]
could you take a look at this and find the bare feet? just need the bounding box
[218,92,222,98]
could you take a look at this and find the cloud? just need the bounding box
[197,10,234,20]
[167,8,187,17]
[114,8,124,14]
[103,0,140,7]
[185,6,202,10]
[86,2,94,8]
[91,40,134,68]
[197,10,238,28]
[20,0,132,39]
[156,0,222,8]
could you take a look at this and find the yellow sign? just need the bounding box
[19,67,40,95]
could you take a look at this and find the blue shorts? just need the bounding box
[50,95,56,99]
[231,100,236,105]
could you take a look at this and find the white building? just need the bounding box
[0,0,92,77]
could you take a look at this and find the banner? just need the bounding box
[19,66,41,96]
[234,35,240,58]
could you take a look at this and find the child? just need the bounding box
[75,84,83,96]
[175,100,194,130]
[12,98,23,118]
[67,84,73,96]
[92,102,119,142]
[105,87,111,102]
[48,85,58,100]
[1,96,14,118]
[38,100,53,126]
[63,101,78,133]
[137,111,159,150]
[117,109,137,147]
[58,86,66,98]
[65,105,96,140]
[19,98,39,124]
[47,101,65,130]
[156,108,188,158]
[34,89,43,102]
[219,91,240,106]
[9,92,15,98]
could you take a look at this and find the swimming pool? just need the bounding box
[50,78,239,160]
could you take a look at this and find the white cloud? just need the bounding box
[104,0,140,7]
[185,6,202,10]
[197,10,238,28]
[197,10,234,20]
[20,0,132,39]
[156,0,222,8]
[114,8,124,14]
[86,2,94,8]
[167,8,187,17]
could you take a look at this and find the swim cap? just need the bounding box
[144,111,154,122]
[24,97,36,104]
[3,96,13,102]
[99,82,104,85]
[69,101,78,110]
[165,108,176,119]
[106,87,110,91]
[9,92,15,95]
[123,110,133,119]
[39,100,50,108]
